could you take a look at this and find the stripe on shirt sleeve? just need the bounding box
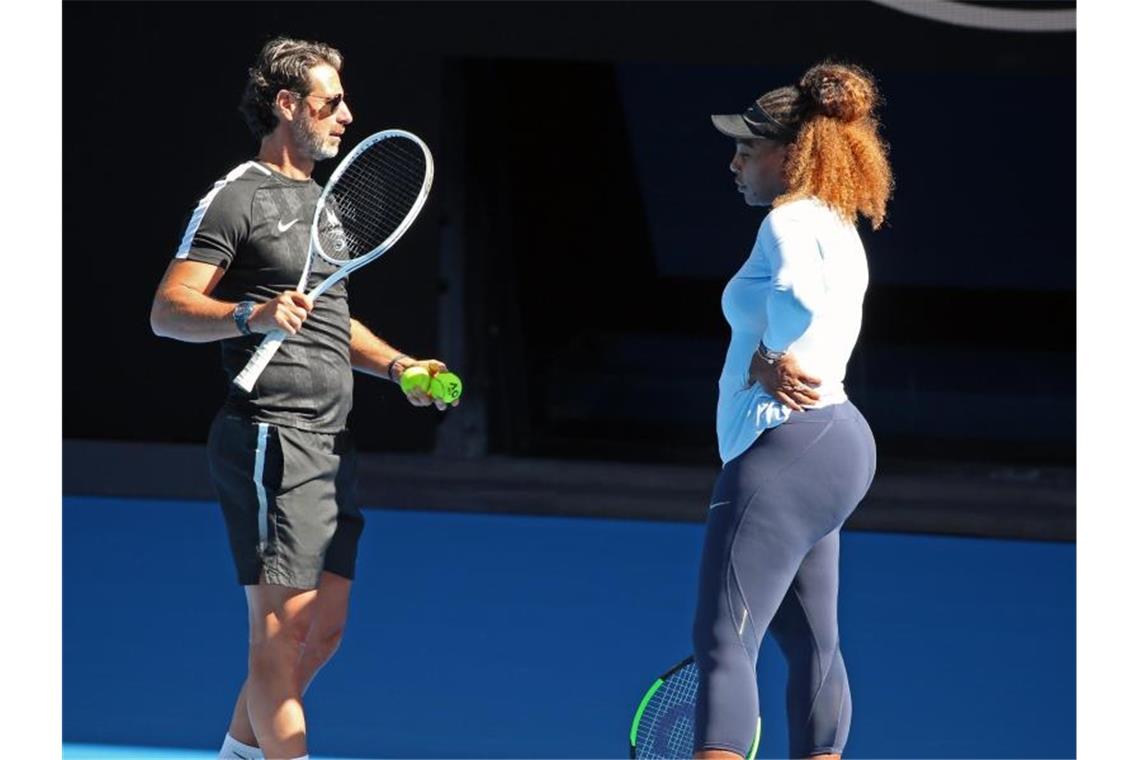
[174,161,271,259]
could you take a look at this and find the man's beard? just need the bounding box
[292,116,338,161]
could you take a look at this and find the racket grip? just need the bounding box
[232,329,288,393]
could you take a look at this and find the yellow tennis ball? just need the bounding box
[429,371,463,403]
[399,366,431,394]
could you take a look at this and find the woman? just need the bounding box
[692,62,893,760]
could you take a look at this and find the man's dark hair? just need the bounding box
[238,37,344,140]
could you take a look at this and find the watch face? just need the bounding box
[235,302,254,333]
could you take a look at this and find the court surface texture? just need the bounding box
[65,496,1074,758]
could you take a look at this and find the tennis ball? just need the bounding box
[429,371,463,403]
[399,366,431,395]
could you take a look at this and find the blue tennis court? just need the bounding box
[63,746,367,759]
[64,496,1074,758]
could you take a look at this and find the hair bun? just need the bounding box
[799,63,878,123]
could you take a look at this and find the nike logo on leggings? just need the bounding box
[709,500,731,511]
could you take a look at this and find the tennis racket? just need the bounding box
[630,656,760,759]
[233,129,434,393]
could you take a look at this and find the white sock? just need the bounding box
[219,733,264,759]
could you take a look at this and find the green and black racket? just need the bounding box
[630,656,760,759]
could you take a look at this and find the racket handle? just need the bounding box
[232,329,288,393]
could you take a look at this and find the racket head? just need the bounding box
[312,129,434,268]
[629,656,760,760]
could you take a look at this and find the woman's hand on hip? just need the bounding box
[748,352,822,412]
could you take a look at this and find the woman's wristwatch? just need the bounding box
[755,340,785,366]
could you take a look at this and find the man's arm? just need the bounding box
[348,317,414,379]
[349,318,455,409]
[150,259,313,342]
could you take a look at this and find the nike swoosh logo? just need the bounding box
[709,500,731,510]
[277,218,300,233]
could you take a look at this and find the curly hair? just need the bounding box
[238,37,344,140]
[759,62,894,229]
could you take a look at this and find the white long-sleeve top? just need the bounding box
[716,197,869,464]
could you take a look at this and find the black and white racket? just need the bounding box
[629,656,760,759]
[233,129,434,393]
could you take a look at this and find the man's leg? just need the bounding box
[223,679,259,751]
[298,572,353,692]
[227,572,352,749]
[243,582,320,759]
[215,421,362,758]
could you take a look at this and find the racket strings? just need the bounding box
[319,137,427,263]
[636,662,700,759]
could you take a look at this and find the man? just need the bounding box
[150,37,454,760]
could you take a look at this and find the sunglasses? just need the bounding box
[292,91,345,116]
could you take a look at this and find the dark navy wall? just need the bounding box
[63,2,1075,468]
[64,496,1074,758]
[617,63,1075,291]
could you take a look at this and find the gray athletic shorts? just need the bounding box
[207,412,364,589]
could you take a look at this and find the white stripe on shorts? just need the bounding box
[252,423,270,550]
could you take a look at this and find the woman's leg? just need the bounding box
[693,404,875,759]
[692,427,824,757]
[770,529,850,759]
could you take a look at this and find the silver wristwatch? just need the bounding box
[755,341,785,366]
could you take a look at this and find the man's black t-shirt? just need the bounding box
[175,161,353,433]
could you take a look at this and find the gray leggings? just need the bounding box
[692,401,876,757]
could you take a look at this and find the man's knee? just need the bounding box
[304,625,345,668]
[249,626,308,678]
